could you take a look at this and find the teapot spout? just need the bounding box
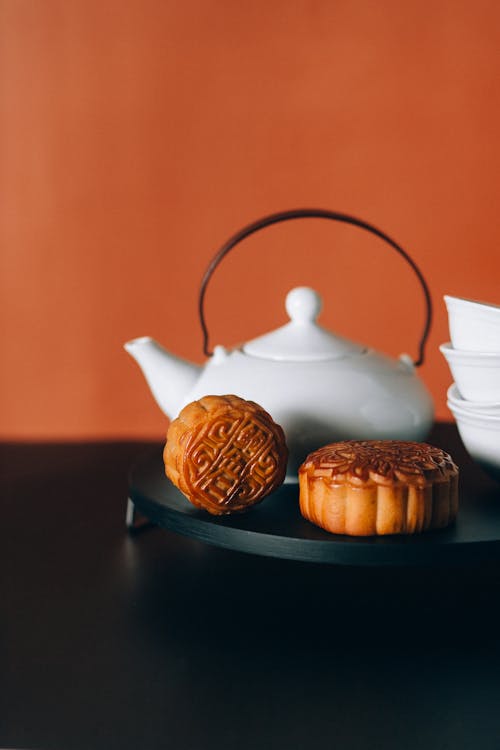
[124,336,201,419]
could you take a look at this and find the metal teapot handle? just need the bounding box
[198,208,432,367]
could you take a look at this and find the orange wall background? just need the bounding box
[2,0,500,440]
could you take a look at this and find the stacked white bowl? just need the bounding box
[440,295,500,480]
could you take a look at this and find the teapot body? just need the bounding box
[178,348,434,477]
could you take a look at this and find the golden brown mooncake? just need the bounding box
[164,394,288,515]
[299,440,459,537]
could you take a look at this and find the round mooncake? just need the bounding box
[164,394,288,515]
[299,440,459,536]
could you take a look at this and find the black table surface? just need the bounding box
[2,422,500,750]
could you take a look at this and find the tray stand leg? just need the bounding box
[126,497,153,533]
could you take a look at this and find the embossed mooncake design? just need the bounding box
[164,395,288,515]
[299,440,459,536]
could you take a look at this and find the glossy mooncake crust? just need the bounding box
[299,440,459,536]
[164,394,288,515]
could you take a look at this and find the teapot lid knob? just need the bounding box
[243,285,365,361]
[285,287,322,324]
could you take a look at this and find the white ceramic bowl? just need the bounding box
[447,383,500,416]
[444,295,500,352]
[447,400,500,481]
[439,343,500,402]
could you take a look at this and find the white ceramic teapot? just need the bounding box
[125,209,434,477]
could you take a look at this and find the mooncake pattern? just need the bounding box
[164,395,288,515]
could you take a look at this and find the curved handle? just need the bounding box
[198,208,432,367]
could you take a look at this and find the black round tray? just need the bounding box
[128,424,500,566]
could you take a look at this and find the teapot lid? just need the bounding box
[242,287,366,362]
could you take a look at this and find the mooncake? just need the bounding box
[164,394,288,515]
[299,440,459,536]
